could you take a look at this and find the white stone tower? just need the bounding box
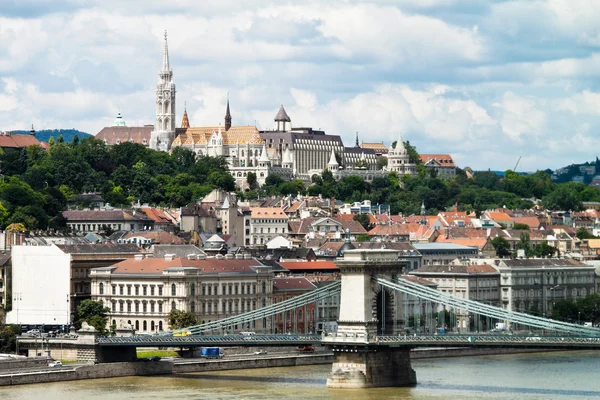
[150,30,176,151]
[387,133,416,176]
[327,148,339,172]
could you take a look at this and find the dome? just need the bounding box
[113,112,126,127]
[337,228,355,257]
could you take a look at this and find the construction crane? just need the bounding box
[514,156,522,172]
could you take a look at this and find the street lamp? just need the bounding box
[550,285,560,314]
[578,311,581,325]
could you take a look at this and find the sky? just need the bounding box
[0,0,599,171]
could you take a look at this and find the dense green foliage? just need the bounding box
[75,299,110,336]
[168,309,197,330]
[243,166,600,217]
[0,325,20,353]
[552,293,600,325]
[0,138,235,229]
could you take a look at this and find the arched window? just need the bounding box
[143,321,147,331]
[262,281,267,294]
[171,301,176,311]
[190,283,196,296]
[99,283,104,295]
[112,319,116,327]
[190,302,195,313]
[171,284,176,296]
[298,309,303,321]
[159,321,163,331]
[151,321,155,331]
[135,320,139,331]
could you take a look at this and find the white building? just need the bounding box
[91,253,274,334]
[386,133,416,176]
[249,207,289,247]
[6,245,71,326]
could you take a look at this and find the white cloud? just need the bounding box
[496,92,546,141]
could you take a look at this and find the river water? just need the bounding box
[2,351,600,400]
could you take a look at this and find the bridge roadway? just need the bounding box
[96,333,600,349]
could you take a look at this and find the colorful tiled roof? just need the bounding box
[172,125,262,146]
[420,154,455,167]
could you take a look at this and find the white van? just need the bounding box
[239,331,256,336]
[584,322,593,327]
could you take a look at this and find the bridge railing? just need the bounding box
[377,277,600,337]
[171,281,341,336]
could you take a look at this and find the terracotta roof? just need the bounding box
[435,237,488,249]
[140,207,176,224]
[285,200,304,214]
[278,261,339,271]
[251,207,288,218]
[171,125,262,146]
[401,275,437,286]
[112,257,261,274]
[512,216,541,229]
[438,212,473,227]
[368,224,415,237]
[63,210,152,222]
[0,132,43,149]
[420,154,455,167]
[485,211,514,222]
[95,126,153,146]
[273,277,316,292]
[287,217,366,235]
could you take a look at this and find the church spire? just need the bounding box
[224,96,232,131]
[162,30,171,72]
[355,132,359,147]
[181,101,190,128]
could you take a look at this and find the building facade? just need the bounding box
[91,254,274,334]
[249,207,288,247]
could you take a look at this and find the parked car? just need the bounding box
[253,350,267,355]
[149,356,161,361]
[26,329,41,337]
[48,361,63,367]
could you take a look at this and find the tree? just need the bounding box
[247,172,257,189]
[576,227,597,240]
[168,309,197,330]
[532,241,556,258]
[578,293,600,325]
[353,213,371,230]
[491,236,511,257]
[75,299,110,336]
[356,233,370,242]
[513,223,530,230]
[516,232,532,256]
[71,134,79,145]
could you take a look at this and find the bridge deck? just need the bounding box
[96,334,600,349]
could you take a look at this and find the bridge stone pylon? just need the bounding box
[323,248,416,388]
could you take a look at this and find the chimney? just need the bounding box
[187,254,196,260]
[164,254,175,261]
[134,254,144,261]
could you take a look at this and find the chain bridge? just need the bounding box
[96,249,600,388]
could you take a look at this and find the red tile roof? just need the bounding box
[95,126,153,146]
[251,207,288,218]
[512,216,541,229]
[112,257,260,274]
[122,231,185,244]
[0,132,43,149]
[278,261,339,271]
[420,154,455,167]
[485,211,513,222]
[273,277,316,291]
[63,209,152,221]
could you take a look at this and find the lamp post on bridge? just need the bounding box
[578,311,581,325]
[550,285,560,316]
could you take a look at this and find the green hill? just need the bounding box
[11,129,92,143]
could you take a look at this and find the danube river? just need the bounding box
[2,351,600,400]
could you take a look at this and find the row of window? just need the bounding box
[253,227,286,234]
[101,281,269,298]
[112,301,164,314]
[251,219,287,224]
[113,319,162,332]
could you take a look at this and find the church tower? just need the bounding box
[150,30,176,151]
[224,98,232,131]
[387,133,416,176]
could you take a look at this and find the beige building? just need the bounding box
[91,254,274,334]
[492,258,596,317]
[249,207,288,247]
[410,262,500,330]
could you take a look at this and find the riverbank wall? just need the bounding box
[0,347,570,386]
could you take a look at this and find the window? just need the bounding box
[208,286,212,296]
[298,309,303,321]
[112,285,117,295]
[158,286,163,296]
[150,286,155,296]
[159,321,163,331]
[143,321,147,331]
[253,284,256,294]
[143,303,147,313]
[158,303,163,313]
[235,285,238,295]
[171,284,176,296]
[171,301,176,311]
[120,302,124,312]
[143,286,147,296]
[151,321,155,331]
[127,302,131,312]
[99,283,104,295]
[208,303,212,313]
[262,282,267,294]
[202,303,206,313]
[135,302,140,313]
[151,303,155,313]
[190,302,196,313]
[229,286,232,295]
[135,286,139,296]
[111,302,116,312]
[191,283,196,296]
[135,320,139,331]
[241,285,244,295]
[120,285,124,295]
[202,285,206,296]
[127,286,132,296]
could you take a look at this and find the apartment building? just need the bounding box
[91,253,273,334]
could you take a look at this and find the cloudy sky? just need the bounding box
[0,0,599,171]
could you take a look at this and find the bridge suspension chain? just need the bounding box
[377,277,600,336]
[173,281,341,335]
